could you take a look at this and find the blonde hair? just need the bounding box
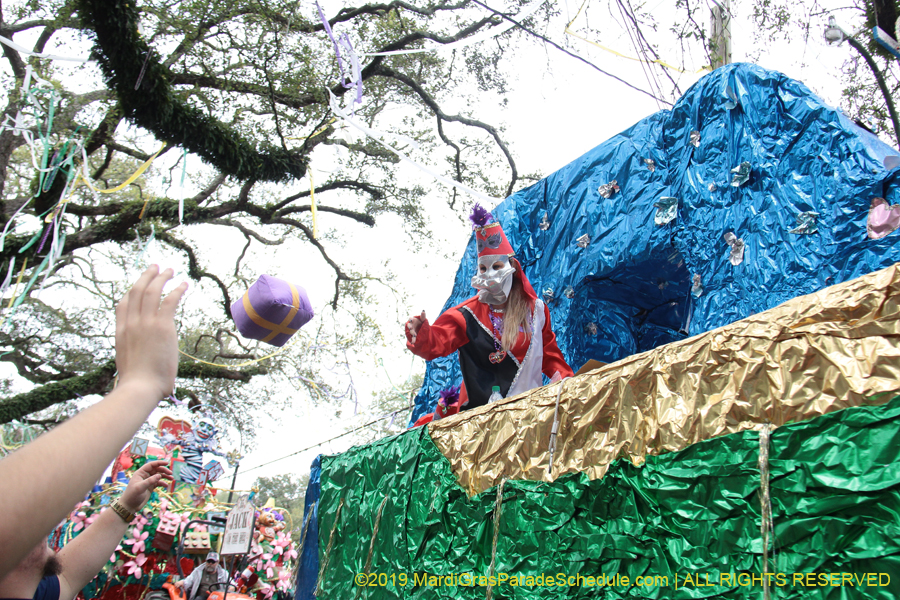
[501,275,532,353]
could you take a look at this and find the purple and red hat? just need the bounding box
[470,204,514,259]
[469,204,538,301]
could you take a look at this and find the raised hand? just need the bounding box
[120,460,173,512]
[405,311,427,343]
[115,266,188,400]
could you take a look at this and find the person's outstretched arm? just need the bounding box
[405,308,469,361]
[57,461,172,600]
[0,266,187,578]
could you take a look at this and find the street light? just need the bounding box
[824,15,900,148]
[824,16,845,44]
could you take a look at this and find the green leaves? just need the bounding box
[77,0,309,182]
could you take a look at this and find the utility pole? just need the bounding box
[710,0,732,70]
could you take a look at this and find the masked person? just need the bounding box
[405,205,573,424]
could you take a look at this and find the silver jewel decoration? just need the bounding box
[585,322,598,335]
[644,158,656,172]
[542,286,554,301]
[690,130,701,147]
[789,211,819,235]
[723,232,745,266]
[730,161,751,187]
[708,182,717,192]
[654,197,678,225]
[563,286,575,299]
[598,180,620,199]
[576,234,591,249]
[691,274,703,298]
[538,213,550,230]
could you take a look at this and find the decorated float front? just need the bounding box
[294,63,900,599]
[43,413,300,600]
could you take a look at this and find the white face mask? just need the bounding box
[471,255,515,305]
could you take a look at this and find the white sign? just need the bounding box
[221,494,255,555]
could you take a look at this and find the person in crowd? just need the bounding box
[406,205,573,424]
[0,266,187,579]
[0,460,172,600]
[174,552,231,600]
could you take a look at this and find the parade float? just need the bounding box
[43,415,300,600]
[294,63,900,599]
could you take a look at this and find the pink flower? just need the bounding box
[252,552,274,574]
[110,543,122,563]
[124,529,150,554]
[85,507,106,527]
[273,534,296,561]
[158,499,169,513]
[272,535,288,556]
[258,583,274,599]
[276,570,292,591]
[124,553,147,579]
[70,511,88,532]
[262,555,276,579]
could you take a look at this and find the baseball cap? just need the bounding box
[206,552,220,562]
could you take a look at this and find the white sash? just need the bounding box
[508,299,546,397]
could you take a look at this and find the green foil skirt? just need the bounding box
[313,394,900,598]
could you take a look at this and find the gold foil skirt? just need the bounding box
[429,264,900,496]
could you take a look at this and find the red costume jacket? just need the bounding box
[407,295,573,425]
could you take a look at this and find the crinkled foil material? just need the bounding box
[303,396,900,599]
[429,263,900,496]
[410,63,900,426]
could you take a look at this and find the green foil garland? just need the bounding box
[316,394,900,599]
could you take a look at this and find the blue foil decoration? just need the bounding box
[408,63,900,425]
[690,130,701,147]
[723,232,745,266]
[538,213,550,230]
[731,161,751,187]
[598,180,620,198]
[654,197,678,225]
[691,274,703,298]
[724,85,739,110]
[789,211,820,235]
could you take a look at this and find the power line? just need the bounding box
[614,0,664,108]
[239,403,415,474]
[469,0,673,106]
[623,0,683,96]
